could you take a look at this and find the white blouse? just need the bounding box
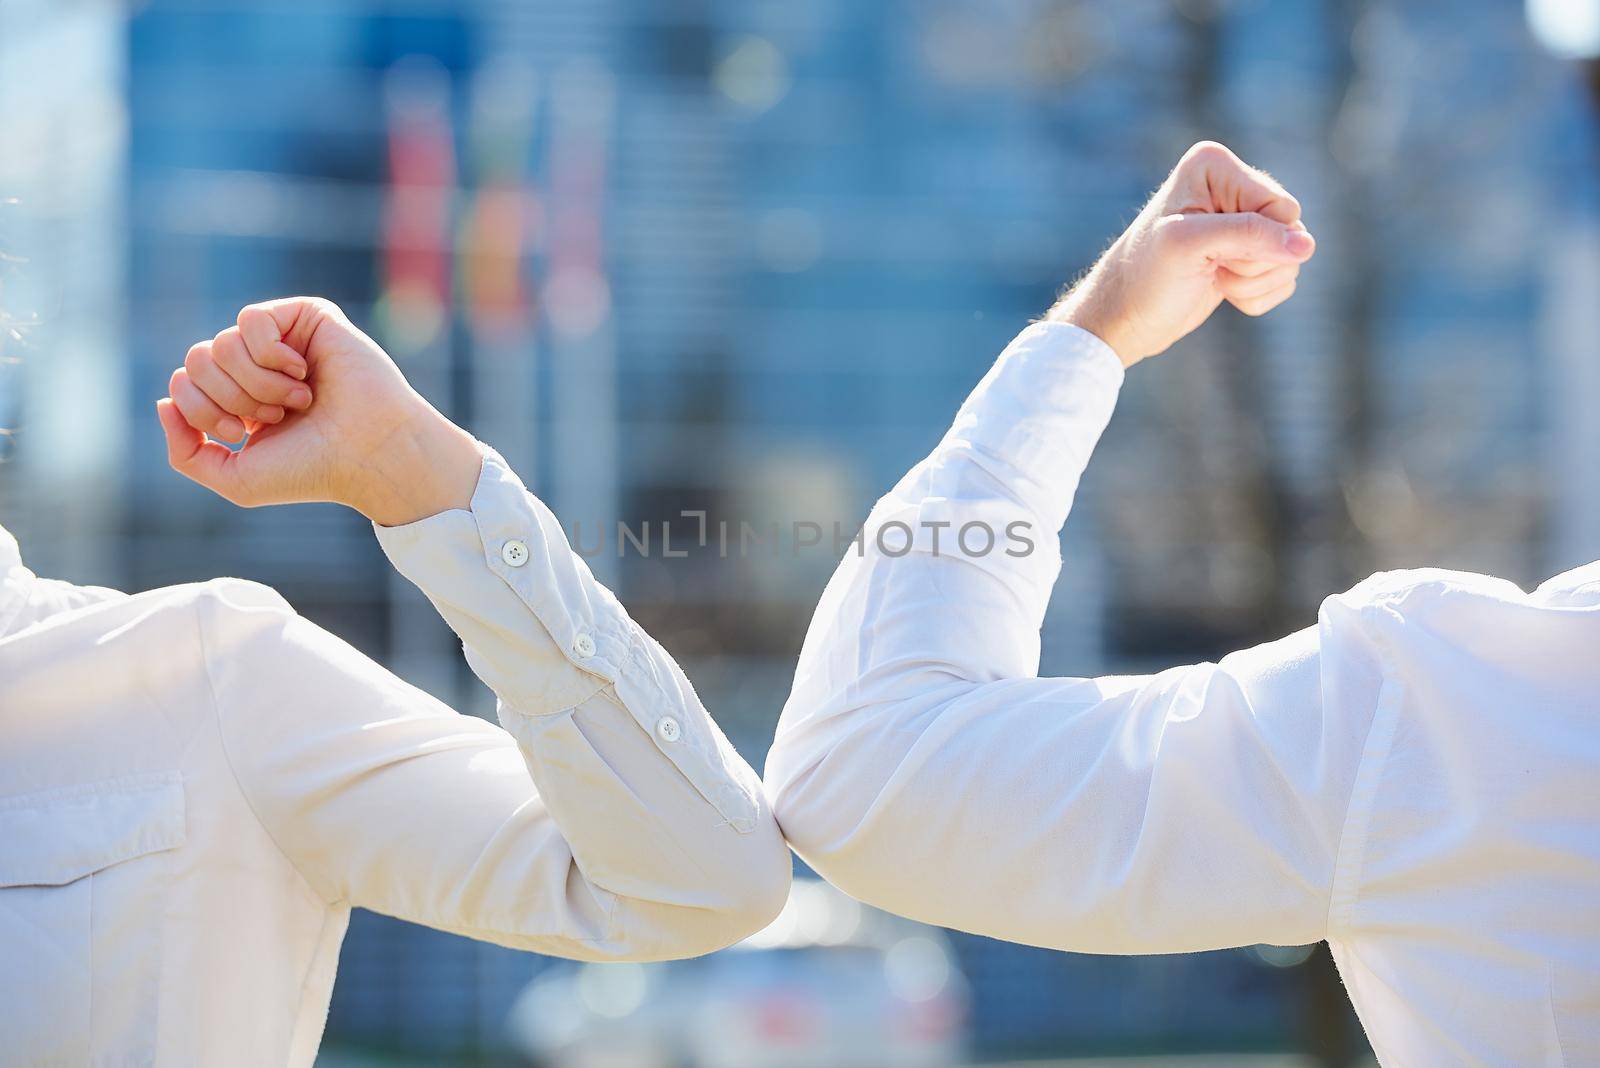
[766,322,1600,1067]
[0,449,789,1066]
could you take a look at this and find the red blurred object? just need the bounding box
[462,182,537,336]
[753,992,821,1045]
[895,993,964,1043]
[381,63,456,308]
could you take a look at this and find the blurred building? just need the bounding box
[2,0,1597,1061]
[0,0,126,586]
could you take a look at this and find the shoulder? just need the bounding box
[22,576,127,618]
[129,578,298,664]
[1318,568,1536,667]
[180,578,399,705]
[184,576,293,613]
[107,576,291,617]
[171,577,293,619]
[13,576,294,646]
[1327,567,1527,615]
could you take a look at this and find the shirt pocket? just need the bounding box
[0,773,187,1066]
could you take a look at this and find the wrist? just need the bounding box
[1046,282,1141,369]
[347,401,483,527]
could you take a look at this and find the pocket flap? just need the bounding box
[0,772,186,887]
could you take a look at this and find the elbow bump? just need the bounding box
[768,750,862,872]
[651,855,791,962]
[770,762,907,913]
[657,823,793,960]
[726,829,794,940]
[770,785,821,860]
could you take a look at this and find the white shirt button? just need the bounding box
[501,539,529,568]
[656,716,681,743]
[571,633,597,659]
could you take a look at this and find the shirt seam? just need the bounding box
[285,904,347,1061]
[1328,937,1402,1067]
[1550,962,1568,1068]
[194,591,341,907]
[0,565,29,637]
[1324,600,1406,940]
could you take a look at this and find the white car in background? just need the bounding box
[505,878,971,1068]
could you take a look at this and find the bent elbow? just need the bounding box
[705,786,797,948]
[769,753,867,896]
[634,822,793,962]
[767,709,929,919]
[726,828,794,940]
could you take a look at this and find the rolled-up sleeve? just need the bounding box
[211,449,789,963]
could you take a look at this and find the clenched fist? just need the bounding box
[1048,141,1316,367]
[156,297,482,526]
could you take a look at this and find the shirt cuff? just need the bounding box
[371,445,611,717]
[373,446,763,833]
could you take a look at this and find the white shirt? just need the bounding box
[765,322,1600,1067]
[0,449,789,1067]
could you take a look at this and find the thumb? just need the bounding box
[156,398,245,503]
[1160,211,1316,266]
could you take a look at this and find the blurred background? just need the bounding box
[2,0,1598,1064]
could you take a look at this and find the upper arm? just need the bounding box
[194,579,786,961]
[194,582,605,939]
[773,619,1369,955]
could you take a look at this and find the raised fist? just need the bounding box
[1048,141,1316,367]
[157,297,481,525]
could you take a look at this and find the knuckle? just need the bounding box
[308,295,343,320]
[1184,140,1231,167]
[184,343,211,373]
[211,345,241,374]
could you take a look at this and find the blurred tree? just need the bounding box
[1174,0,1371,1064]
[1302,0,1378,1062]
